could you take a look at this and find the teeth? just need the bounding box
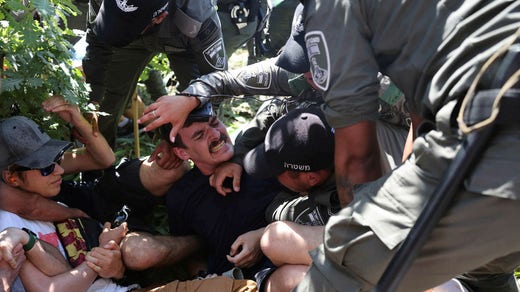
[210,140,225,153]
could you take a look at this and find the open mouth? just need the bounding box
[209,134,228,154]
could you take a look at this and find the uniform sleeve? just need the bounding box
[305,0,381,129]
[182,58,295,99]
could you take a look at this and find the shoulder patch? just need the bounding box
[203,39,227,70]
[237,71,272,90]
[305,31,330,91]
[116,0,138,12]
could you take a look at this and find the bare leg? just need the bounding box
[264,264,308,292]
[260,221,323,266]
[121,232,202,270]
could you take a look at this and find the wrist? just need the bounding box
[181,93,205,109]
[190,95,204,109]
[21,228,37,251]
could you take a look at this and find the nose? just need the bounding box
[54,163,65,175]
[207,125,221,139]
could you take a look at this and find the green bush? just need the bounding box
[0,0,87,139]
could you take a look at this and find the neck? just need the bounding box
[190,159,220,176]
[0,181,34,213]
[196,164,217,176]
[0,180,22,195]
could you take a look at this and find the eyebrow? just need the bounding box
[191,128,205,140]
[189,117,219,140]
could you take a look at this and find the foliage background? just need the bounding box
[0,0,262,157]
[0,0,89,139]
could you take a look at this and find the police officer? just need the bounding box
[294,0,520,291]
[140,1,409,193]
[217,0,270,58]
[82,0,228,148]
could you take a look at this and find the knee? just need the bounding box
[261,221,290,259]
[264,264,308,292]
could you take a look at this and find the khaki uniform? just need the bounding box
[295,0,520,291]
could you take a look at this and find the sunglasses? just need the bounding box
[9,158,63,177]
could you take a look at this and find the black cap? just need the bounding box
[185,102,214,124]
[243,106,334,178]
[159,102,215,142]
[275,4,309,74]
[93,0,170,47]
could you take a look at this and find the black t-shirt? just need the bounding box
[54,158,163,233]
[166,166,280,277]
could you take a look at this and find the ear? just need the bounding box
[2,171,18,186]
[306,172,321,187]
[172,147,190,161]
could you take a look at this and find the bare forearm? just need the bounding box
[73,117,115,170]
[0,189,86,222]
[20,261,96,292]
[334,122,382,206]
[140,160,189,196]
[337,151,382,183]
[26,240,70,276]
[335,152,381,207]
[42,96,114,171]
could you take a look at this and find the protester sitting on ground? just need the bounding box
[0,114,133,291]
[0,112,250,291]
[0,96,202,287]
[150,102,281,287]
[0,95,115,222]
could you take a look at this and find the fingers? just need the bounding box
[103,240,119,250]
[86,260,102,273]
[86,252,103,273]
[217,185,232,196]
[232,176,241,193]
[226,249,247,266]
[228,238,243,257]
[87,244,125,279]
[42,96,74,113]
[11,244,25,268]
[42,95,64,110]
[138,104,159,128]
[12,244,23,255]
[114,222,128,236]
[5,251,16,270]
[148,147,161,163]
[168,128,177,144]
[152,143,182,169]
[209,175,230,196]
[171,156,183,168]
